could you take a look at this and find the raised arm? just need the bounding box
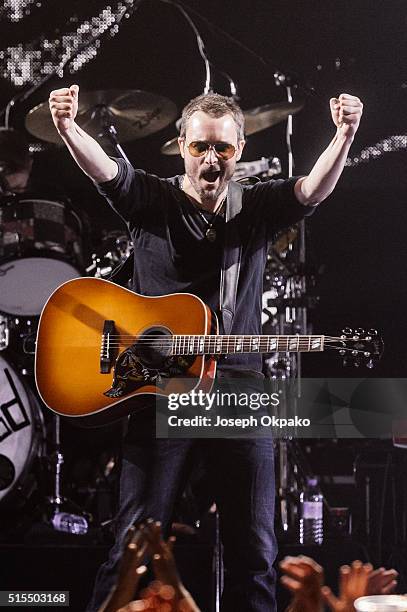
[49,84,118,183]
[295,93,363,206]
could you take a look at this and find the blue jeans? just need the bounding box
[86,423,277,612]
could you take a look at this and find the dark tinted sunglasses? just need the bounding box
[187,141,236,160]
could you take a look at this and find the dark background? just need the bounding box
[1,2,407,607]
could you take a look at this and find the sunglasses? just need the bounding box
[187,141,236,160]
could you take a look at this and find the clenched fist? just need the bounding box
[330,93,363,138]
[49,84,79,134]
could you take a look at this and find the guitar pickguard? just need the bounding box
[103,347,194,398]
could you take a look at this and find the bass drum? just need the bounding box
[0,354,45,505]
[0,198,84,316]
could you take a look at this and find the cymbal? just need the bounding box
[161,136,182,156]
[244,99,304,135]
[26,89,178,144]
[160,99,304,156]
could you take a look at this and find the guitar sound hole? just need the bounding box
[135,326,173,369]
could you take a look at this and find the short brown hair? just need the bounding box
[180,93,245,141]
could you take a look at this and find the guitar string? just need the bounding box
[102,335,350,344]
[98,334,370,344]
[98,342,370,353]
[97,337,370,345]
[95,334,354,342]
[96,335,354,341]
[96,342,372,355]
[97,344,362,351]
[95,346,373,357]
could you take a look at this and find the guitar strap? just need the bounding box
[107,243,134,287]
[109,180,244,337]
[220,181,243,335]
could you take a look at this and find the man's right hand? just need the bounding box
[49,84,79,134]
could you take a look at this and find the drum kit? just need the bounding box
[0,87,306,535]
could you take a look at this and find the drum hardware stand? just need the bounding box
[91,104,131,164]
[281,81,302,536]
[46,414,90,534]
[22,330,37,357]
[47,415,64,513]
[213,508,223,612]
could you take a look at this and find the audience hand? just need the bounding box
[142,521,181,589]
[98,526,148,612]
[367,566,398,595]
[280,555,324,612]
[322,560,372,612]
[116,580,200,611]
[112,520,200,612]
[141,520,200,610]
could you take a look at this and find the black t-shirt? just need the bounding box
[96,159,315,374]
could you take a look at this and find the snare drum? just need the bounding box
[0,198,84,315]
[0,353,45,504]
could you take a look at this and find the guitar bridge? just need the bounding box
[100,320,116,373]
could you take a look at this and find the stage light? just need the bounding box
[1,2,131,86]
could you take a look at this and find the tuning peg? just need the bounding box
[366,359,374,369]
[356,327,365,336]
[368,329,378,336]
[342,327,353,336]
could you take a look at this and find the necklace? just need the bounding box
[180,175,226,242]
[196,198,226,242]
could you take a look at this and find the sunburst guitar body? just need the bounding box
[35,278,216,426]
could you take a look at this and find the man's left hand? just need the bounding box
[330,93,363,139]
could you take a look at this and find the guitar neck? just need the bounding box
[171,335,325,355]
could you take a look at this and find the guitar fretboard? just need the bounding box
[171,335,324,355]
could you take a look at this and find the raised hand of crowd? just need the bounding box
[281,556,398,612]
[322,561,373,612]
[280,555,324,612]
[99,525,148,612]
[98,520,200,612]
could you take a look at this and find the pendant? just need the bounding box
[205,227,217,242]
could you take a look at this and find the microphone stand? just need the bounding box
[272,70,310,539]
[91,104,131,164]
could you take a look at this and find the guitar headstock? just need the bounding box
[337,327,384,368]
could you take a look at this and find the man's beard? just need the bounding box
[196,181,225,202]
[187,166,233,203]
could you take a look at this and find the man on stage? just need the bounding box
[49,85,362,611]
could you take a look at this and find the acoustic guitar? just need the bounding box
[35,278,382,426]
